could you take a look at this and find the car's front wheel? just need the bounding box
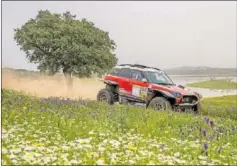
[148,97,172,111]
[97,89,114,105]
[193,103,201,114]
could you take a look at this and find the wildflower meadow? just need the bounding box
[2,89,237,165]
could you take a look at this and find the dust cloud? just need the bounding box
[2,71,105,100]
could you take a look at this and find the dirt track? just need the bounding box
[2,71,104,100]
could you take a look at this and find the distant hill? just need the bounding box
[2,66,237,77]
[3,67,39,73]
[163,66,237,76]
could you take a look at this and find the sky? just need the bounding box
[2,1,237,70]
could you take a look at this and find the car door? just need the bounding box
[117,68,132,96]
[130,70,149,100]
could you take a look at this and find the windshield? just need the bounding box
[146,71,174,85]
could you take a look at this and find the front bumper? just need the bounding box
[174,100,200,112]
[178,101,199,107]
[175,94,200,107]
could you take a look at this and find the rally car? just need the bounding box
[97,64,202,113]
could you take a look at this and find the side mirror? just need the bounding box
[142,78,148,83]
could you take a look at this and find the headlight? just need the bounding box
[171,91,182,98]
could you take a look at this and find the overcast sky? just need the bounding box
[2,1,237,70]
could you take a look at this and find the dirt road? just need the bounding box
[2,71,104,100]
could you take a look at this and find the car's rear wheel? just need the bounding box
[97,89,114,105]
[148,97,172,111]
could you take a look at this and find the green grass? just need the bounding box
[186,80,237,89]
[202,95,237,107]
[201,95,237,120]
[2,89,237,165]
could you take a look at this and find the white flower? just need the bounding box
[128,160,136,164]
[96,159,105,165]
[46,140,51,144]
[23,153,35,162]
[70,159,81,164]
[25,146,35,151]
[157,154,165,159]
[176,140,184,144]
[2,134,9,140]
[89,131,95,135]
[139,150,149,156]
[44,157,52,163]
[211,159,221,163]
[9,154,17,159]
[174,152,180,158]
[168,162,174,165]
[109,140,120,149]
[11,159,18,164]
[39,137,47,142]
[92,152,99,158]
[2,148,8,154]
[190,142,200,148]
[200,160,207,165]
[207,163,215,165]
[147,161,155,165]
[147,151,154,157]
[61,145,70,150]
[103,139,108,144]
[98,146,105,152]
[75,138,91,144]
[109,153,117,160]
[99,133,106,137]
[34,153,42,157]
[51,156,57,161]
[2,128,7,133]
[83,144,92,149]
[10,148,21,154]
[75,144,83,149]
[198,155,207,160]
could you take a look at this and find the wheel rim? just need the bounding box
[99,94,108,102]
[151,102,164,110]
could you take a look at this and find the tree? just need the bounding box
[14,10,118,91]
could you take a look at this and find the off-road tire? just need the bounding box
[148,97,172,111]
[193,103,201,114]
[97,89,115,105]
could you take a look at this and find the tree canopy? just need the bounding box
[14,10,118,79]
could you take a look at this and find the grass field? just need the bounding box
[2,89,237,165]
[187,80,237,89]
[200,95,237,120]
[202,95,237,107]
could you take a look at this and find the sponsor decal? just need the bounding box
[132,85,148,99]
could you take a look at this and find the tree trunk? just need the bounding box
[63,70,73,94]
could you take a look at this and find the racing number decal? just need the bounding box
[132,85,140,96]
[132,85,148,99]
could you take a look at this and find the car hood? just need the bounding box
[150,83,198,96]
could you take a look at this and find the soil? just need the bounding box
[2,71,105,100]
